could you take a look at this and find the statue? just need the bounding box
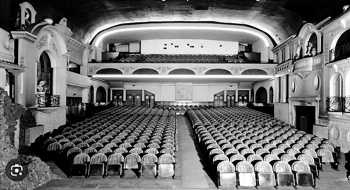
[37,80,48,93]
[305,42,313,57]
[36,81,48,107]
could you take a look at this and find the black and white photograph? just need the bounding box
[0,0,350,189]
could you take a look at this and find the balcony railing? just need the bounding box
[95,52,267,64]
[345,97,350,113]
[327,96,346,112]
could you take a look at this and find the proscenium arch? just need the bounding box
[132,68,159,75]
[241,69,268,75]
[168,68,196,75]
[90,22,276,48]
[96,68,123,75]
[205,69,232,75]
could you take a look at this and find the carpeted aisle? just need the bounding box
[178,116,216,189]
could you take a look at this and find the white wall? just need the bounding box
[253,40,269,62]
[66,85,83,97]
[141,39,238,55]
[120,82,240,102]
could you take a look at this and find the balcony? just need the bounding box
[67,71,91,88]
[293,56,313,72]
[95,52,266,64]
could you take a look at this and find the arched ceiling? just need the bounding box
[7,0,348,45]
[95,22,274,47]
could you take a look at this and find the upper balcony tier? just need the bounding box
[93,52,270,64]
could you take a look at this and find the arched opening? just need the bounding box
[334,30,350,61]
[330,73,343,97]
[241,69,267,75]
[37,52,53,95]
[89,86,94,104]
[96,68,123,74]
[96,86,106,104]
[269,87,274,103]
[133,68,159,75]
[256,87,267,104]
[329,73,344,112]
[4,70,15,102]
[306,33,318,56]
[169,68,195,75]
[205,69,231,75]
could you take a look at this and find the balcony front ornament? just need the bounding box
[345,97,350,113]
[327,96,342,112]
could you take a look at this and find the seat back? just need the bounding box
[108,153,124,165]
[142,153,158,165]
[125,153,141,169]
[90,153,108,164]
[217,160,235,173]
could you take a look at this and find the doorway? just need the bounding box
[295,106,315,134]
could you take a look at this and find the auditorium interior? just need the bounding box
[1,0,350,189]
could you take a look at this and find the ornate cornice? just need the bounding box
[11,31,37,42]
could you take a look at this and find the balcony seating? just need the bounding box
[104,53,262,64]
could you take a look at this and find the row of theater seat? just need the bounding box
[115,54,248,63]
[32,106,177,178]
[186,107,336,189]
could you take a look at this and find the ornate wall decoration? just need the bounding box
[35,34,49,50]
[327,96,342,112]
[345,97,350,112]
[291,79,296,92]
[329,126,340,140]
[314,75,320,90]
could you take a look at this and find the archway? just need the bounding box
[96,68,123,74]
[256,87,267,104]
[96,86,106,104]
[241,69,267,75]
[133,68,159,75]
[169,68,195,75]
[334,29,350,61]
[205,69,231,75]
[37,51,53,95]
[89,86,94,104]
[306,33,318,56]
[269,87,274,103]
[329,73,343,112]
[330,73,343,97]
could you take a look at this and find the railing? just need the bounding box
[327,96,344,112]
[345,97,350,113]
[95,53,266,64]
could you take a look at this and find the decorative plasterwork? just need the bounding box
[88,63,276,76]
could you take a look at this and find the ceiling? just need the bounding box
[11,0,346,43]
[1,0,348,44]
[98,22,269,46]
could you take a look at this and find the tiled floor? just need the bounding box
[36,116,350,190]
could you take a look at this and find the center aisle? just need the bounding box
[178,115,216,189]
